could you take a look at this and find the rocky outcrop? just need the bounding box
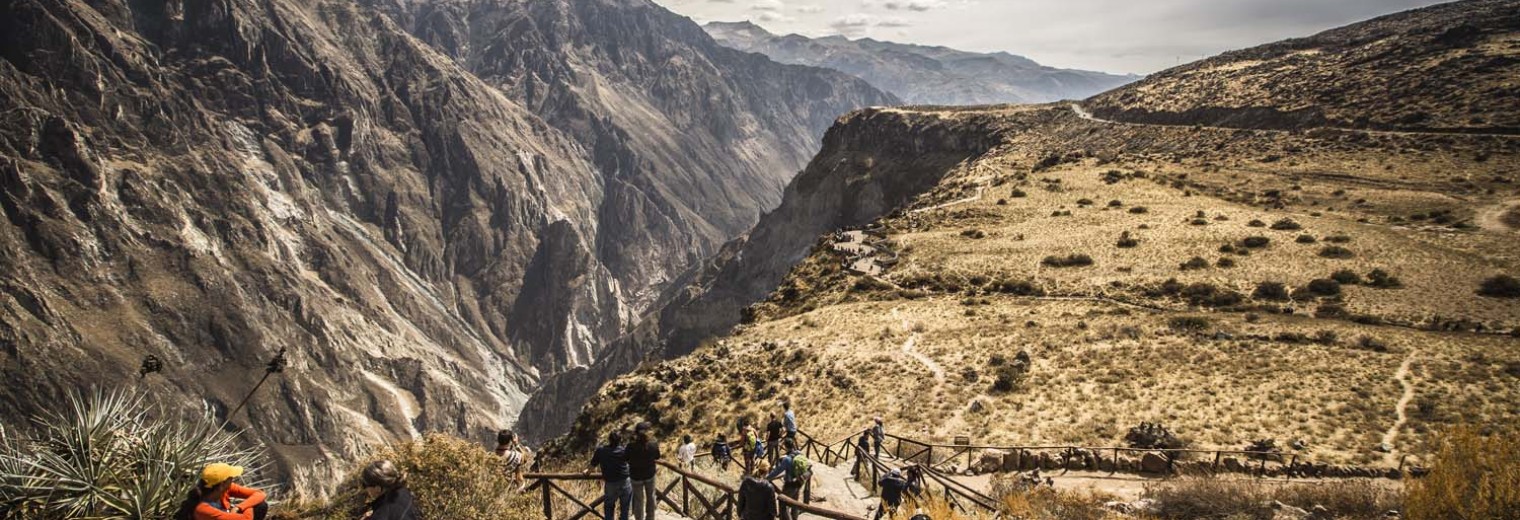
[522,107,1008,445]
[706,21,1138,106]
[0,0,891,493]
[1084,0,1520,133]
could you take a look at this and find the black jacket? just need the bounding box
[627,440,662,481]
[737,476,778,520]
[366,487,420,520]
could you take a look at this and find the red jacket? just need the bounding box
[193,484,266,520]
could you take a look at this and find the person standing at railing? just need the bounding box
[783,401,798,445]
[765,415,784,465]
[587,431,633,520]
[874,469,910,520]
[627,422,662,520]
[851,430,872,478]
[765,440,813,520]
[677,434,698,470]
[743,421,762,475]
[738,459,779,520]
[872,417,886,458]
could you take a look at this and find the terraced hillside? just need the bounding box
[550,0,1520,470]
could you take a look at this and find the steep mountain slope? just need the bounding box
[1084,0,1520,132]
[368,0,899,313]
[706,21,1137,105]
[551,2,1520,469]
[0,0,890,492]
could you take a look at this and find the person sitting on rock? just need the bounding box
[360,460,419,520]
[737,459,779,520]
[176,463,267,520]
[875,469,909,520]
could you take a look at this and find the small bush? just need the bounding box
[1167,316,1212,333]
[960,228,987,239]
[1108,200,1123,208]
[1269,218,1303,231]
[1116,231,1139,248]
[1324,234,1353,243]
[1252,281,1290,301]
[1295,234,1317,244]
[1128,206,1149,214]
[1478,275,1520,298]
[1076,198,1094,206]
[1239,236,1270,248]
[1179,256,1211,271]
[1216,257,1236,268]
[1218,244,1236,254]
[1306,278,1342,296]
[1125,422,1188,450]
[1405,426,1520,520]
[313,434,534,520]
[1149,478,1399,520]
[1331,269,1363,285]
[1182,283,1243,307]
[1041,254,1094,268]
[1189,218,1209,226]
[1319,245,1355,259]
[1366,269,1403,289]
[1010,188,1028,198]
[1247,219,1267,228]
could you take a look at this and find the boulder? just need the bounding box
[975,451,1004,474]
[1001,451,1021,472]
[1040,452,1059,470]
[1139,453,1170,474]
[1020,450,1039,471]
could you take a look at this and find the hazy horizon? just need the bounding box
[658,0,1455,75]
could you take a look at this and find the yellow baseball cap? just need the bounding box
[202,463,245,486]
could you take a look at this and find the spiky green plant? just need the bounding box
[0,388,271,519]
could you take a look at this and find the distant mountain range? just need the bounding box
[705,21,1139,106]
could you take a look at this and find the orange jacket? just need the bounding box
[193,484,266,520]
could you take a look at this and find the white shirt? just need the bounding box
[677,442,697,465]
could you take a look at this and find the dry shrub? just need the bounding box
[1146,478,1398,519]
[997,488,1117,520]
[279,435,532,520]
[1405,426,1520,520]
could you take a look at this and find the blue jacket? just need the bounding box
[590,445,630,481]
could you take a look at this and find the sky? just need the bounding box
[654,0,1455,75]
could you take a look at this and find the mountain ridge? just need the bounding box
[704,20,1138,106]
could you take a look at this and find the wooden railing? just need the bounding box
[795,430,1000,516]
[523,458,864,520]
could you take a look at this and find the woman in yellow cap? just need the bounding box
[174,462,268,520]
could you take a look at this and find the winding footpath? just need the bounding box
[892,308,946,383]
[1382,353,1418,465]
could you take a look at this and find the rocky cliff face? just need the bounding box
[0,0,891,493]
[521,107,1007,444]
[706,21,1138,106]
[1084,0,1520,132]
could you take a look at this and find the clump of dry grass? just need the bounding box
[1404,426,1520,520]
[1145,478,1399,519]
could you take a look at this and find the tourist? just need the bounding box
[712,433,733,472]
[176,462,268,520]
[627,423,662,520]
[872,417,885,458]
[903,464,926,503]
[495,429,533,491]
[782,402,797,443]
[875,469,911,520]
[743,421,762,474]
[765,440,812,520]
[764,414,784,464]
[588,431,632,520]
[737,460,779,520]
[359,460,419,520]
[677,434,698,469]
[851,430,871,478]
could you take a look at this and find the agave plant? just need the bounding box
[0,388,271,519]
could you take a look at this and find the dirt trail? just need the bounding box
[892,308,945,383]
[1070,103,1520,139]
[1477,199,1520,233]
[910,185,984,214]
[1381,353,1417,465]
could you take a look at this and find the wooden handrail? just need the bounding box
[656,460,737,493]
[523,472,604,481]
[881,432,1382,461]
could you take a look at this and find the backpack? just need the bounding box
[744,430,758,452]
[787,455,811,483]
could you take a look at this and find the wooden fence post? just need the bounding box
[541,479,553,520]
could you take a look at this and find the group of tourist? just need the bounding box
[182,405,923,520]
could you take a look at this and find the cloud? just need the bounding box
[795,5,825,14]
[864,0,948,11]
[750,0,785,11]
